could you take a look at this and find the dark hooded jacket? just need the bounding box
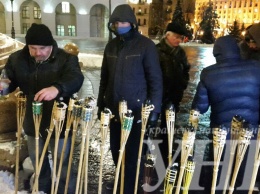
[5,41,84,138]
[192,35,260,133]
[97,4,162,121]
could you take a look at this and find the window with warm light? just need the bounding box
[22,6,29,19]
[33,7,41,19]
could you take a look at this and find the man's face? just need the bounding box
[166,32,184,47]
[114,21,131,28]
[247,40,259,51]
[28,45,53,63]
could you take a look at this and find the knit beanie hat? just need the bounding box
[25,23,54,46]
[248,23,260,48]
[166,22,188,36]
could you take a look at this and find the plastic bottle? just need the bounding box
[0,69,9,99]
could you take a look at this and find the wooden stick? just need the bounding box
[32,100,57,193]
[228,122,252,194]
[75,105,93,194]
[119,100,127,194]
[165,103,175,166]
[134,101,154,194]
[14,91,26,194]
[51,101,67,194]
[182,156,195,194]
[175,127,196,194]
[83,97,96,194]
[113,110,134,194]
[164,163,178,194]
[222,115,244,194]
[64,101,82,194]
[98,108,113,194]
[32,101,43,194]
[211,127,227,194]
[54,97,77,194]
[249,129,260,194]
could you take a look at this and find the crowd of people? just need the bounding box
[0,3,260,194]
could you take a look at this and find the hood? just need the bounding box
[248,23,260,48]
[213,35,240,62]
[108,4,138,33]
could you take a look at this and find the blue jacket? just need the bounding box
[192,35,260,131]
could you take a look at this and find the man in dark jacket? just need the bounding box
[192,35,260,193]
[3,23,84,193]
[156,22,190,167]
[97,4,163,194]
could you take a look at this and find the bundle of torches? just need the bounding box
[13,92,260,194]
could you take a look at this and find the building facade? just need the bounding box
[0,0,195,39]
[0,0,126,38]
[2,0,257,39]
[129,0,195,37]
[194,0,260,37]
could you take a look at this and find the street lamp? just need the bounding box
[108,0,112,41]
[10,0,15,39]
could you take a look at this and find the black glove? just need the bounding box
[147,112,160,129]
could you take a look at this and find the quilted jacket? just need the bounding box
[192,35,260,134]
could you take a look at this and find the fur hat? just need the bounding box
[166,22,187,36]
[25,23,54,46]
[248,23,260,48]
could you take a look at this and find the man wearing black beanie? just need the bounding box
[1,23,84,194]
[25,23,54,46]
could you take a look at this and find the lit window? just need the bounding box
[33,7,41,19]
[62,2,70,13]
[22,6,29,19]
[22,23,30,34]
[57,25,65,36]
[68,25,76,36]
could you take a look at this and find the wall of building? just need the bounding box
[0,0,127,38]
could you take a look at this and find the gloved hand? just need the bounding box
[145,112,160,139]
[147,112,160,129]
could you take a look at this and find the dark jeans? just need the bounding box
[27,135,76,194]
[110,119,143,194]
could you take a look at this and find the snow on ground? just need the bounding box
[0,154,45,193]
[0,170,28,194]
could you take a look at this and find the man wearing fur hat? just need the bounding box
[156,22,190,167]
[239,23,260,60]
[2,23,84,193]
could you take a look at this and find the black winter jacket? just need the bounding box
[5,41,84,138]
[156,39,190,110]
[97,5,162,121]
[192,35,260,133]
